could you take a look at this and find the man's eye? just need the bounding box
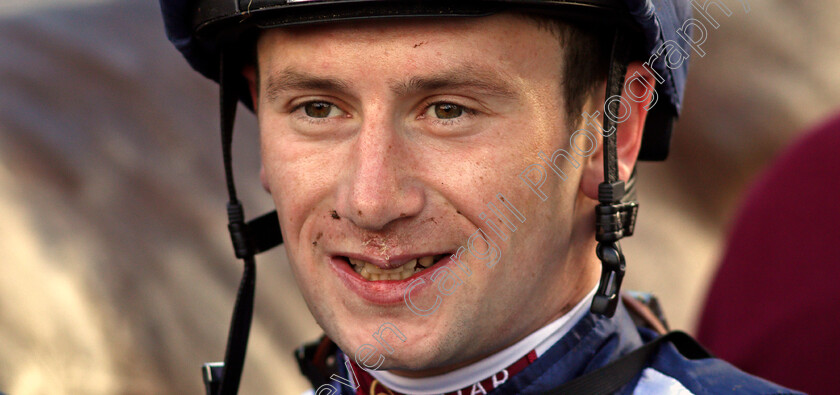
[427,103,466,119]
[302,102,345,118]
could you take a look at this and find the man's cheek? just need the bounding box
[466,229,501,269]
[275,174,321,226]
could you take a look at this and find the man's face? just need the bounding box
[253,13,600,373]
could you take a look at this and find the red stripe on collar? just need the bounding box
[349,350,538,395]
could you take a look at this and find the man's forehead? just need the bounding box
[255,14,563,98]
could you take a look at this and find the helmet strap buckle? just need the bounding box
[590,27,639,317]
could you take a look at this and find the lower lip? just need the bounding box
[328,255,454,305]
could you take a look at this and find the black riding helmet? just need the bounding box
[159,1,694,394]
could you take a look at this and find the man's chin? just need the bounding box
[350,346,453,373]
[333,328,457,373]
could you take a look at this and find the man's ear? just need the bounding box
[260,166,271,193]
[244,65,269,193]
[580,61,655,200]
[242,65,271,193]
[243,65,259,112]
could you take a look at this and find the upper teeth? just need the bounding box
[418,256,434,268]
[349,256,439,281]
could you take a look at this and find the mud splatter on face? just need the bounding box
[362,237,392,261]
[359,232,412,267]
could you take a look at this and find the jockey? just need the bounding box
[159,1,800,394]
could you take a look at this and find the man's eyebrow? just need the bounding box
[390,65,518,99]
[263,65,518,101]
[264,68,350,102]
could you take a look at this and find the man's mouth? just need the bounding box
[337,254,448,281]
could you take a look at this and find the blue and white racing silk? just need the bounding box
[302,295,801,395]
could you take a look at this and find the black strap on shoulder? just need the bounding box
[295,336,341,389]
[542,331,711,395]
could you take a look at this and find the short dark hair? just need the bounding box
[521,13,611,128]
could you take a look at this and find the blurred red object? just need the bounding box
[696,111,840,395]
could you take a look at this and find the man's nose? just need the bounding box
[336,115,425,231]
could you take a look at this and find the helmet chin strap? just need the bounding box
[202,47,284,395]
[590,28,640,317]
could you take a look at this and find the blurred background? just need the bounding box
[1,1,838,394]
